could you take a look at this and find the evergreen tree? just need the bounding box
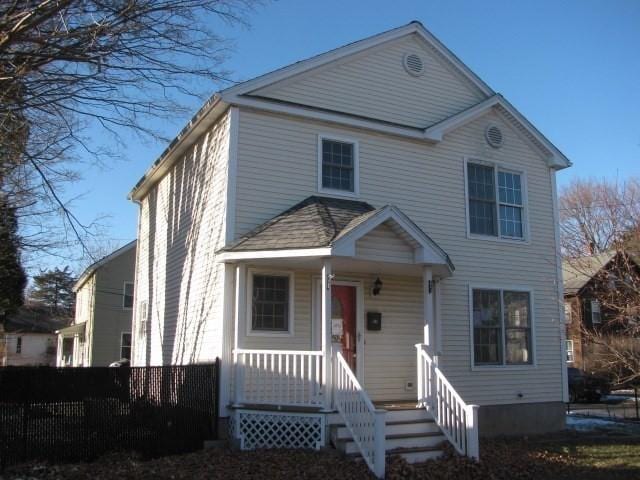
[31,266,75,315]
[0,197,26,318]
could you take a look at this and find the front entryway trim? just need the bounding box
[312,278,365,384]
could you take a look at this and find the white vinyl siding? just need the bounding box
[355,222,415,264]
[235,107,562,406]
[134,110,231,366]
[253,35,485,129]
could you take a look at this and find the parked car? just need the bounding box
[109,358,130,367]
[568,367,611,403]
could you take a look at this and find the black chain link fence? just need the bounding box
[0,360,220,469]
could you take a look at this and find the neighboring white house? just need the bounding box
[1,305,68,366]
[128,22,571,476]
[57,241,136,367]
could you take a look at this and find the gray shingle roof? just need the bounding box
[223,196,375,252]
[563,252,615,295]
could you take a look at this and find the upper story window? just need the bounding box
[590,300,601,324]
[471,287,534,367]
[123,282,134,309]
[318,135,359,197]
[250,272,294,335]
[466,160,527,241]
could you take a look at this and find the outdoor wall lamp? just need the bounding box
[372,277,383,296]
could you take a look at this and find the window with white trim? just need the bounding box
[566,339,574,363]
[564,302,572,323]
[123,282,134,309]
[318,136,359,195]
[467,161,526,240]
[590,300,601,324]
[251,273,292,333]
[120,332,132,360]
[472,288,533,366]
[16,337,22,354]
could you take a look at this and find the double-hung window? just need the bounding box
[472,287,533,366]
[566,339,574,363]
[123,282,134,309]
[590,300,601,324]
[250,272,293,334]
[120,332,132,360]
[318,135,359,196]
[467,161,526,240]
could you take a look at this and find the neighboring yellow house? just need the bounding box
[57,241,136,366]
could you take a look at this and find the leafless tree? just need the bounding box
[0,0,258,262]
[560,177,640,386]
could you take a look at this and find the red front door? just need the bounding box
[332,285,357,372]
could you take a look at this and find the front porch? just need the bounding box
[218,196,478,478]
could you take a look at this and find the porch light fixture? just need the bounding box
[372,277,383,296]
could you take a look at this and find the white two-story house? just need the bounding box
[129,22,570,477]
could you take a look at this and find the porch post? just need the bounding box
[435,277,443,357]
[423,266,434,353]
[233,264,247,405]
[321,258,333,411]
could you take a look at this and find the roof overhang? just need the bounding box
[74,240,137,292]
[424,95,571,170]
[56,322,86,336]
[218,205,454,277]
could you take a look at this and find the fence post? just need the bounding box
[466,404,480,460]
[430,361,437,413]
[374,409,386,479]
[213,359,220,440]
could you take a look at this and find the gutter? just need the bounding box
[128,93,227,201]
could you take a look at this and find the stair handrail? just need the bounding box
[416,343,479,459]
[334,350,386,478]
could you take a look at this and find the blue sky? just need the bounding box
[62,0,639,270]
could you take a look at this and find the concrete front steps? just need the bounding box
[329,407,446,464]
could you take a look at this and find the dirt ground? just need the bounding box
[2,428,640,480]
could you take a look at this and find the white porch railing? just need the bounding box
[233,349,324,407]
[416,344,479,459]
[334,350,386,479]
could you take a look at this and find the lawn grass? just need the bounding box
[3,429,640,479]
[531,433,640,478]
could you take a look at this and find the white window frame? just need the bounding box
[15,336,22,354]
[564,302,572,323]
[590,300,601,324]
[463,157,530,243]
[469,284,536,370]
[123,281,134,310]
[317,133,360,198]
[566,339,574,363]
[120,332,132,360]
[246,269,295,337]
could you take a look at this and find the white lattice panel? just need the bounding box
[233,409,325,451]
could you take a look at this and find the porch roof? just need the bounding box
[218,196,454,274]
[222,196,375,252]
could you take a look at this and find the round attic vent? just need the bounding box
[403,53,425,76]
[485,124,504,148]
